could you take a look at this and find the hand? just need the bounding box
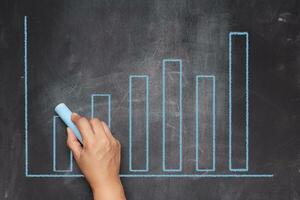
[66,113,126,200]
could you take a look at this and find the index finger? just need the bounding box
[71,113,94,144]
[90,118,108,140]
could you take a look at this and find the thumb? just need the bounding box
[66,127,82,160]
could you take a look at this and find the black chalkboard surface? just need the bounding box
[1,0,300,199]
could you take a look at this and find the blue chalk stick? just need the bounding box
[55,103,83,144]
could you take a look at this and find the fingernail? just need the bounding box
[73,112,80,117]
[72,113,81,120]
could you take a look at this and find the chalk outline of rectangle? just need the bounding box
[25,173,273,178]
[52,115,73,172]
[24,15,29,176]
[91,94,111,128]
[195,75,216,171]
[162,59,183,172]
[128,75,149,172]
[229,32,249,171]
[24,16,273,178]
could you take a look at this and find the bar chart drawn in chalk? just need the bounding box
[23,16,273,178]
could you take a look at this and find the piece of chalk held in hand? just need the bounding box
[55,103,83,144]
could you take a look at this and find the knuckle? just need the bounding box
[91,118,101,124]
[87,139,96,148]
[110,140,120,150]
[112,139,118,145]
[101,121,107,126]
[102,139,110,147]
[107,144,112,151]
[101,140,113,151]
[72,115,81,122]
[78,117,87,124]
[66,140,70,147]
[66,140,73,150]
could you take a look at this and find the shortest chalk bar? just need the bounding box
[55,103,83,144]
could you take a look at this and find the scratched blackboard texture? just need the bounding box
[1,0,300,199]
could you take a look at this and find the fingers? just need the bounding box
[71,113,118,147]
[71,113,94,143]
[90,118,117,143]
[66,128,82,160]
[101,121,116,141]
[90,118,108,140]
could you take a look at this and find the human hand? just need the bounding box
[66,113,126,200]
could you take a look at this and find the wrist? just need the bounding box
[91,175,121,192]
[91,177,126,200]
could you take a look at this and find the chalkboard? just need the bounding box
[1,0,300,199]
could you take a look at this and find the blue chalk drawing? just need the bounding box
[52,116,73,172]
[195,75,216,172]
[129,75,149,172]
[228,32,249,172]
[162,59,183,172]
[24,16,273,178]
[24,16,29,177]
[91,94,111,128]
[25,174,273,178]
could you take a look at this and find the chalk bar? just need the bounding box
[55,103,83,144]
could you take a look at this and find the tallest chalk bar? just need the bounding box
[55,103,83,144]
